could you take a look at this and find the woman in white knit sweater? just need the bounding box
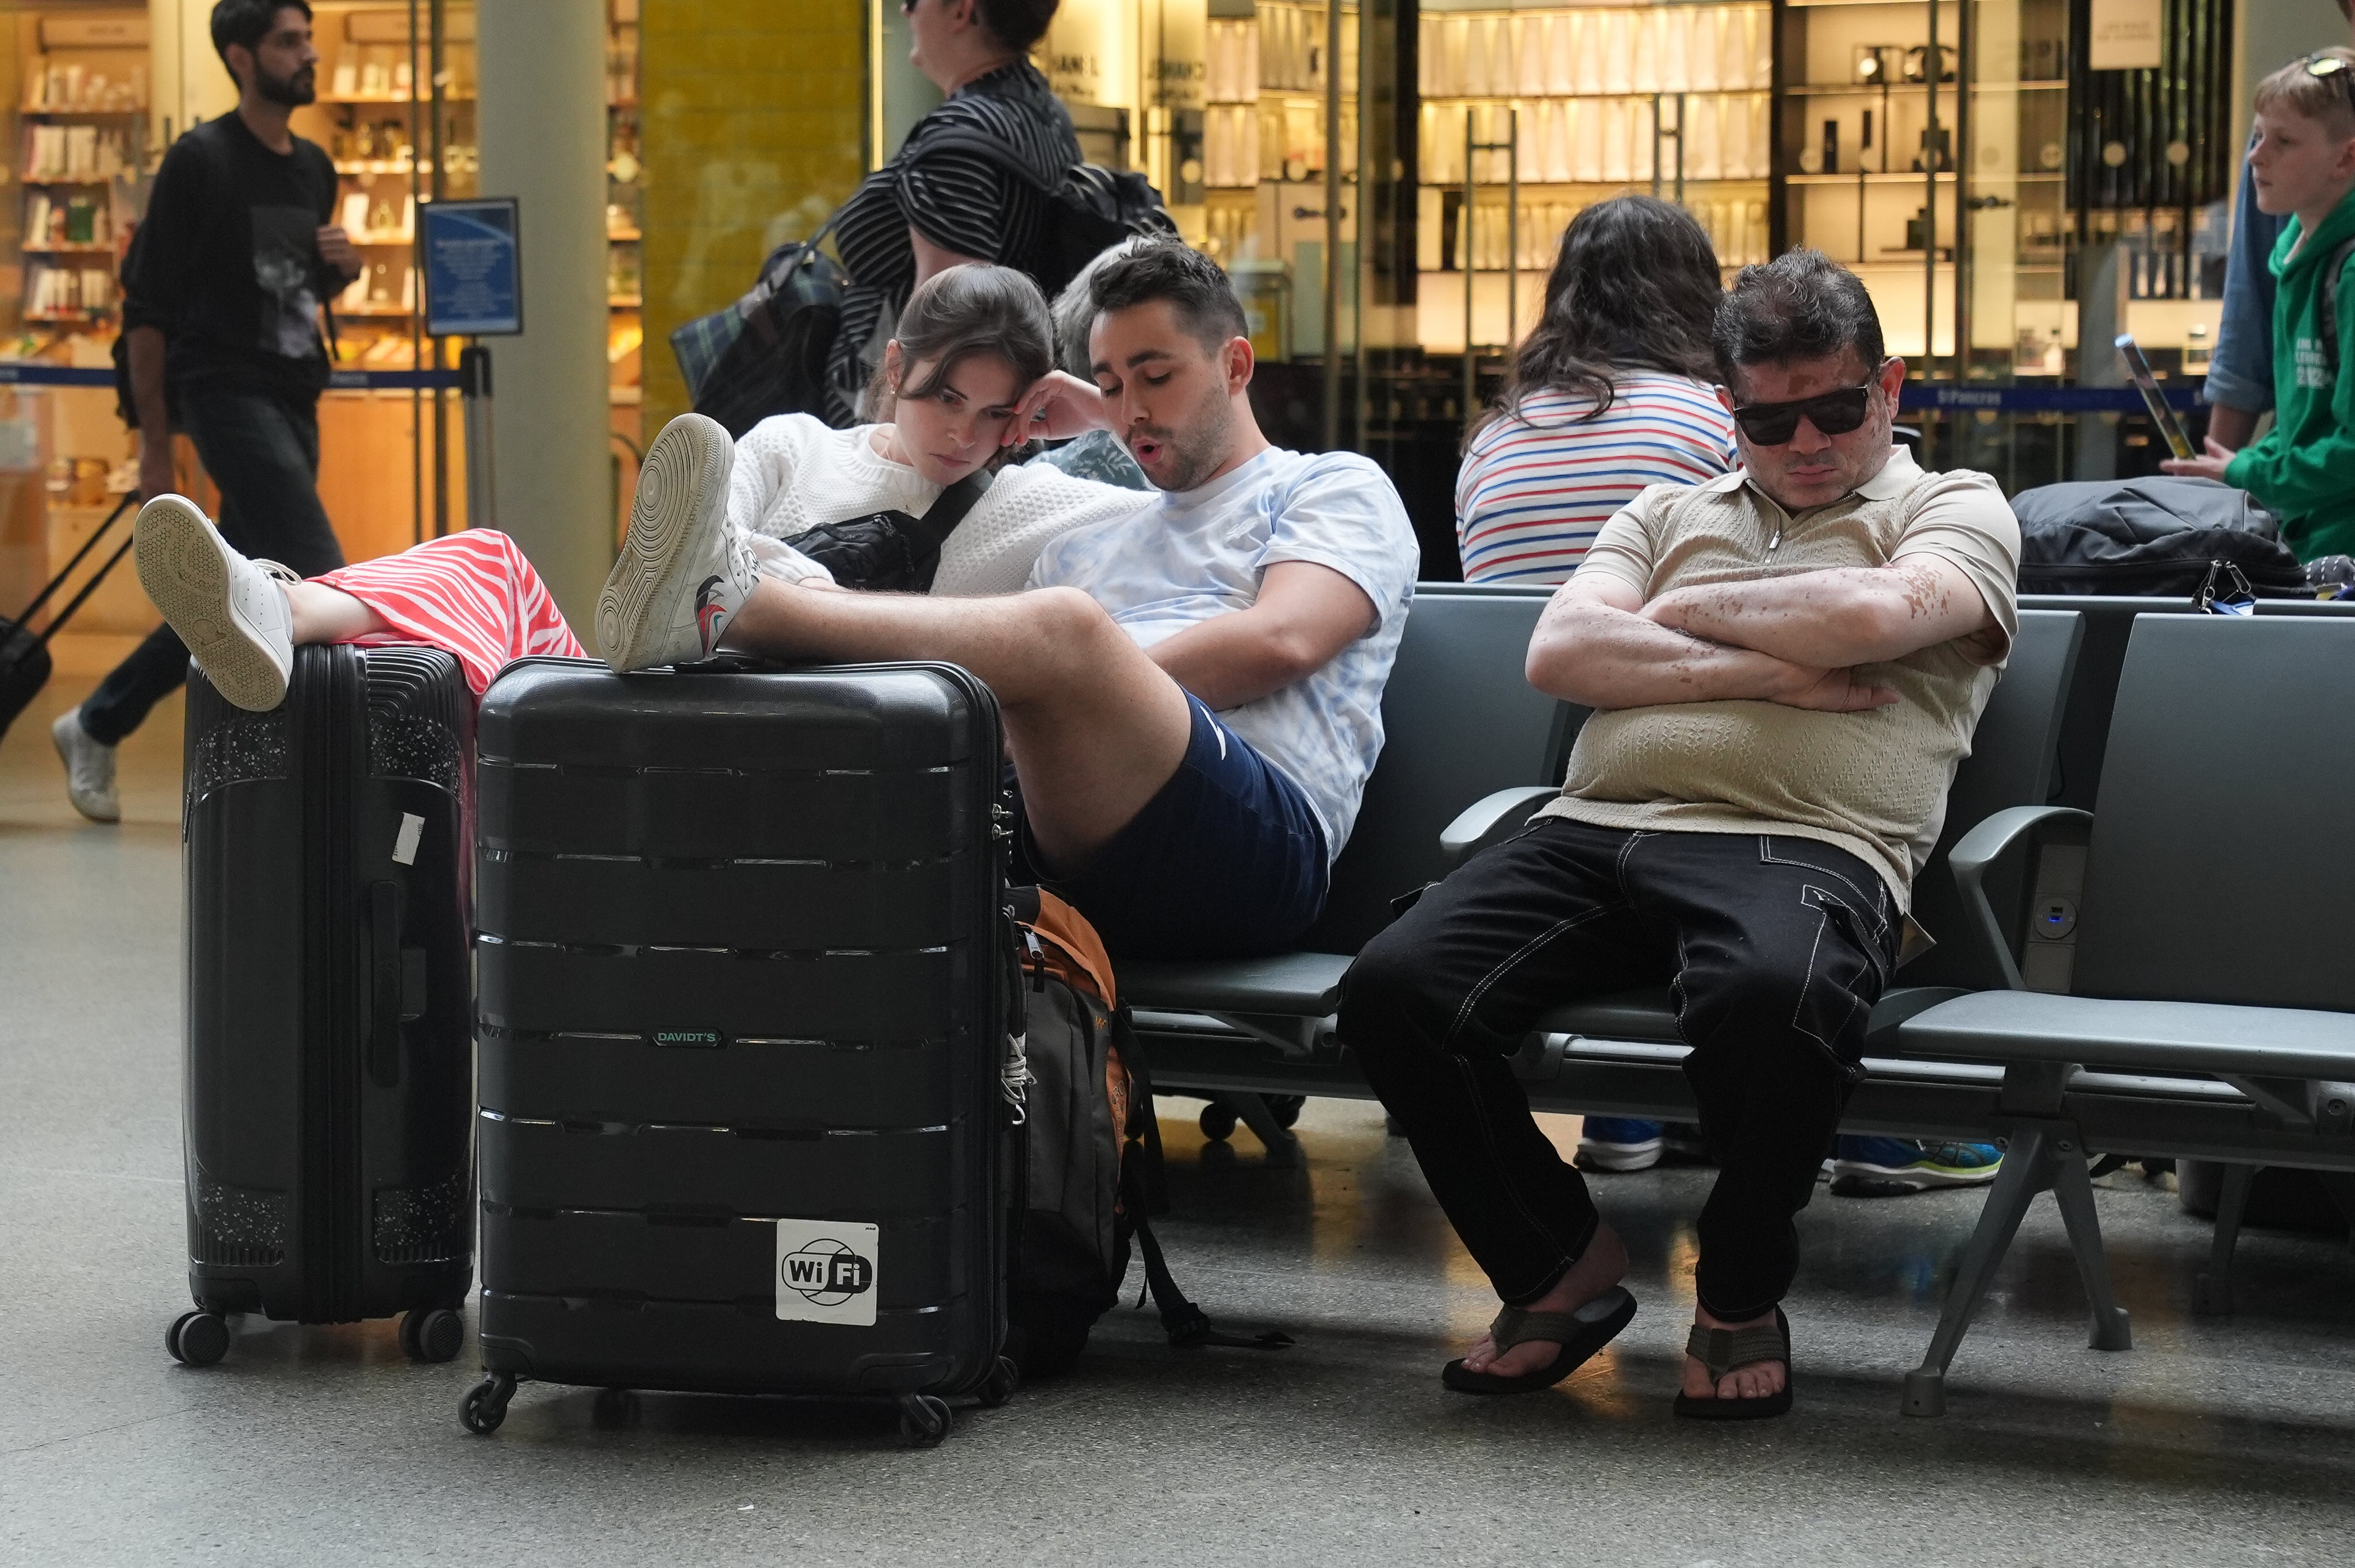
[126,263,1152,718]
[730,263,1150,598]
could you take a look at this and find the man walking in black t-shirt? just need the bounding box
[51,0,360,821]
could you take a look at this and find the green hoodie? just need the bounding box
[2224,185,2355,560]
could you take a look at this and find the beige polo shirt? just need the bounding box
[1539,447,2022,909]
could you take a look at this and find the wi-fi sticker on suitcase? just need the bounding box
[775,1219,880,1326]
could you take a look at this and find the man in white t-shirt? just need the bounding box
[600,239,1420,959]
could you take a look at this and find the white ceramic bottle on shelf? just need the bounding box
[1721,7,1750,93]
[1518,16,1547,98]
[1633,9,1659,95]
[1574,11,1604,97]
[1603,11,1633,95]
[1547,10,1577,97]
[1601,97,1630,183]
[1631,98,1655,183]
[1487,14,1513,103]
[1688,95,1721,181]
[1571,98,1601,183]
[1544,98,1572,184]
[1690,7,1720,93]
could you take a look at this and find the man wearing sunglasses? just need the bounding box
[1343,249,2018,1420]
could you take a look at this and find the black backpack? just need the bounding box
[907,129,1178,299]
[1003,887,1289,1378]
[2011,477,2308,600]
[678,220,850,440]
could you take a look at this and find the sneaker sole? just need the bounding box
[1827,1159,2001,1192]
[598,413,734,672]
[1575,1142,1664,1173]
[134,497,289,713]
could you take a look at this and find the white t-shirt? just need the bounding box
[727,414,1150,597]
[1026,447,1420,860]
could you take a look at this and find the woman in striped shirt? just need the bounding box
[1456,197,1738,585]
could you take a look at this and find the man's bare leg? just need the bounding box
[723,577,1195,867]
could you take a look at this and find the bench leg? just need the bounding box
[1902,1125,2054,1418]
[2193,1163,2255,1317]
[2049,1144,2131,1352]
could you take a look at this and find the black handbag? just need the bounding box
[2012,477,2308,599]
[791,472,988,593]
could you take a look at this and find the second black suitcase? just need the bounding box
[171,644,477,1368]
[464,658,1015,1445]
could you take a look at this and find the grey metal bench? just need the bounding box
[1889,613,2355,1415]
[1133,602,2088,1147]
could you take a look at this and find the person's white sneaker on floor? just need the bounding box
[133,494,296,713]
[50,708,119,822]
[598,412,756,673]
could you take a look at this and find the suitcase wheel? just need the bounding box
[166,1311,230,1369]
[979,1356,1019,1409]
[461,1373,517,1435]
[1199,1102,1240,1142]
[398,1306,466,1365]
[896,1393,952,1448]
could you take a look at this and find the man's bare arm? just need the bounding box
[1527,572,1899,713]
[1641,555,1999,667]
[1146,560,1376,712]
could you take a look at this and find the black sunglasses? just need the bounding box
[1728,369,1887,446]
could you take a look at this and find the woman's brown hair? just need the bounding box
[1468,195,1724,448]
[862,262,1055,427]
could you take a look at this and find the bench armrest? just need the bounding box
[1439,786,1559,871]
[1949,805,2093,993]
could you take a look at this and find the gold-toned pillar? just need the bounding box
[639,0,867,430]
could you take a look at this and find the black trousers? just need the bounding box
[80,389,343,745]
[1340,817,1896,1321]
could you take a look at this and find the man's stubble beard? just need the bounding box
[1148,379,1237,493]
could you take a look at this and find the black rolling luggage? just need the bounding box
[464,657,1016,1447]
[0,493,135,743]
[169,644,477,1368]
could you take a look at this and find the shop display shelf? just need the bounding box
[335,159,435,175]
[608,296,643,309]
[22,308,110,322]
[19,175,119,186]
[317,94,477,105]
[21,244,114,255]
[608,228,642,243]
[18,104,144,116]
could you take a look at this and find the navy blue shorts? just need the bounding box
[1006,696,1329,960]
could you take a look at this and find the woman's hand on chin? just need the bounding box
[1005,370,1111,445]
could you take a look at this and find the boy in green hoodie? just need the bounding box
[2165,48,2355,560]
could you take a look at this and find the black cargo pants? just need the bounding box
[1339,816,1897,1321]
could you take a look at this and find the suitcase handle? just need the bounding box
[369,881,404,1088]
[14,493,134,632]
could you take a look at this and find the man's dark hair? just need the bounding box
[975,0,1058,53]
[1711,248,1885,389]
[212,0,310,78]
[1088,236,1249,356]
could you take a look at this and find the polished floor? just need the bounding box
[7,671,2355,1567]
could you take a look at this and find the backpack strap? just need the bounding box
[1111,1020,1292,1352]
[900,123,1070,199]
[2322,235,2355,379]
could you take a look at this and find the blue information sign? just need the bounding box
[421,198,522,337]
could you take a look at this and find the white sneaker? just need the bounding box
[598,413,755,673]
[50,708,118,823]
[132,494,295,713]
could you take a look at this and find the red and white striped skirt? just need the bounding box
[312,529,586,698]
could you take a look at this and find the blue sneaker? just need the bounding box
[1828,1136,2003,1197]
[1577,1117,1663,1172]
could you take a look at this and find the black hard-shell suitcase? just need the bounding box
[463,657,1015,1446]
[170,644,477,1368]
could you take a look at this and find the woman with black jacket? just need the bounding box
[824,0,1076,425]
